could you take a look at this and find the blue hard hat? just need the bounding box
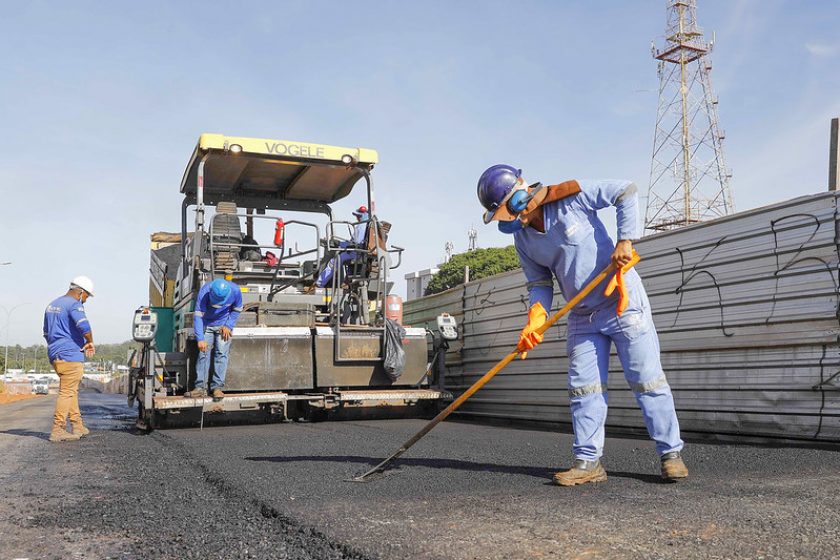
[209,279,231,307]
[477,164,522,223]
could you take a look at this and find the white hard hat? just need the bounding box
[70,275,95,296]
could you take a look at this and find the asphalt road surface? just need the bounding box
[2,391,840,560]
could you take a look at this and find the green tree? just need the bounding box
[424,246,520,296]
[1,341,140,372]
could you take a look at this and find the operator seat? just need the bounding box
[346,220,392,284]
[210,202,243,271]
[312,219,392,292]
[335,220,392,324]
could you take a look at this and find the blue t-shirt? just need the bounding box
[43,295,92,362]
[193,280,243,341]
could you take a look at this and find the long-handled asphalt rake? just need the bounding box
[351,252,641,482]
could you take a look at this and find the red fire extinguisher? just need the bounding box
[274,219,285,247]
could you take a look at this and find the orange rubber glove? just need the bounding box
[604,262,634,316]
[604,250,641,317]
[604,268,629,316]
[517,302,548,359]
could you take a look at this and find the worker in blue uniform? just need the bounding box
[43,275,96,442]
[477,164,688,485]
[185,278,243,399]
[314,205,370,289]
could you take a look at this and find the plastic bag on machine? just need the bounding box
[383,319,407,381]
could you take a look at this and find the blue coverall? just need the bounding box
[315,212,369,288]
[193,279,243,391]
[513,179,683,461]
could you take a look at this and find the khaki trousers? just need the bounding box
[52,360,84,431]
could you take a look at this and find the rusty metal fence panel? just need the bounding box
[404,192,840,442]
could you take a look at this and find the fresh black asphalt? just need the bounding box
[2,391,840,559]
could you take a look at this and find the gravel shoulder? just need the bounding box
[0,392,368,560]
[0,392,43,405]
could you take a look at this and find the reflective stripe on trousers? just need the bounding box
[566,290,683,461]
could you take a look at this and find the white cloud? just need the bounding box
[805,42,839,57]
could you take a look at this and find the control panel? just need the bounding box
[436,313,458,341]
[132,307,158,343]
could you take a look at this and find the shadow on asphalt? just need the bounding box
[581,470,664,484]
[247,454,551,478]
[0,429,50,441]
[245,454,666,484]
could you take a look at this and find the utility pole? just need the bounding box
[444,241,454,263]
[645,0,734,233]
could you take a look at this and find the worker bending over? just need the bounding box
[477,164,688,485]
[185,278,243,399]
[43,276,96,442]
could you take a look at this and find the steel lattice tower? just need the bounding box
[644,0,734,233]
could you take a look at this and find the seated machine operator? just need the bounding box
[314,205,370,289]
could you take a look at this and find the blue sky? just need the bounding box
[1,0,838,345]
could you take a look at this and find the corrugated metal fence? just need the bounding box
[405,192,840,442]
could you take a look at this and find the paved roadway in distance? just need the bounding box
[2,391,840,559]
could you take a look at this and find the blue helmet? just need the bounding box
[209,279,231,307]
[477,164,522,223]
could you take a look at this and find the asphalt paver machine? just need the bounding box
[129,134,454,429]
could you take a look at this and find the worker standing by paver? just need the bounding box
[185,277,243,399]
[43,276,96,443]
[477,164,688,485]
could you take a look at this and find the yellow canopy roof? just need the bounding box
[180,133,379,209]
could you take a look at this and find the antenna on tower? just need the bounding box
[644,0,734,233]
[444,241,454,263]
[467,226,477,251]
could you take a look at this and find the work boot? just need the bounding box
[553,459,608,486]
[661,451,689,481]
[185,387,206,398]
[212,388,225,399]
[71,423,90,437]
[49,429,82,443]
